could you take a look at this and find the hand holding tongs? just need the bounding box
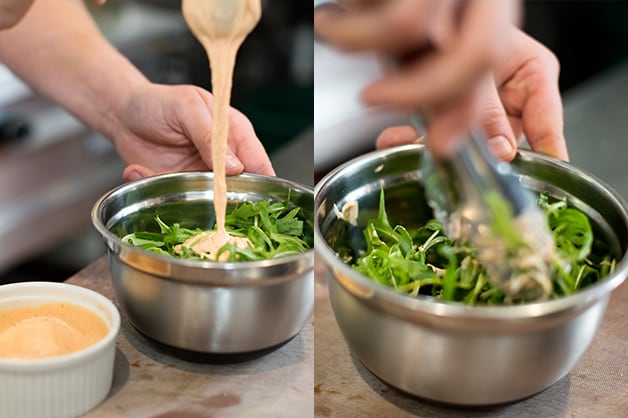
[411,113,557,302]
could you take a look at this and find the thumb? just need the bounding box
[376,125,422,149]
[123,164,156,182]
[224,148,245,175]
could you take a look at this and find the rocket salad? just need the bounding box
[347,189,615,305]
[122,198,313,262]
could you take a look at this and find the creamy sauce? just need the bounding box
[175,231,251,261]
[182,0,261,250]
[0,302,108,359]
[334,201,359,226]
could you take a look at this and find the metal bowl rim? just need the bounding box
[314,144,628,320]
[91,171,314,277]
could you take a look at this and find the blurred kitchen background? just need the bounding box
[3,1,628,284]
[314,0,628,207]
[0,0,313,283]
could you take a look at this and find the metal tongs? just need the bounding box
[412,114,557,302]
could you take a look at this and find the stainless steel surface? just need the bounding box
[423,131,534,220]
[314,144,628,405]
[65,257,313,418]
[92,171,314,354]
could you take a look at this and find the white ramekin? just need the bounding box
[0,282,120,418]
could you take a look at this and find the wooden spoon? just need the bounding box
[182,0,261,238]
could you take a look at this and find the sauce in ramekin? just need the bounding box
[0,302,108,359]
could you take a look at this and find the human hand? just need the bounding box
[315,0,518,107]
[377,28,568,161]
[315,0,522,158]
[110,83,275,182]
[0,0,35,29]
[0,0,107,30]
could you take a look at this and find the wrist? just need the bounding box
[96,66,150,148]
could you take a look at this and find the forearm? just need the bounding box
[0,0,149,142]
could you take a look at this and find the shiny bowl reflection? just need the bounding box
[92,172,313,354]
[315,144,628,405]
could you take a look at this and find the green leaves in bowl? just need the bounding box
[348,189,616,305]
[122,197,313,262]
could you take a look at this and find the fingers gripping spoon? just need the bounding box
[412,114,557,302]
[182,0,261,252]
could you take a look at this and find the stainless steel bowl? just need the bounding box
[92,172,313,354]
[315,144,628,405]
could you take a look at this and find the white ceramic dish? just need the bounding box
[0,282,120,418]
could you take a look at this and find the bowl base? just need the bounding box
[131,325,296,364]
[357,358,550,407]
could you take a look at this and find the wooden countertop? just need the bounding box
[314,257,628,418]
[66,257,313,418]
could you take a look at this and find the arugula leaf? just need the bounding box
[484,191,526,249]
[348,189,616,305]
[122,197,312,262]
